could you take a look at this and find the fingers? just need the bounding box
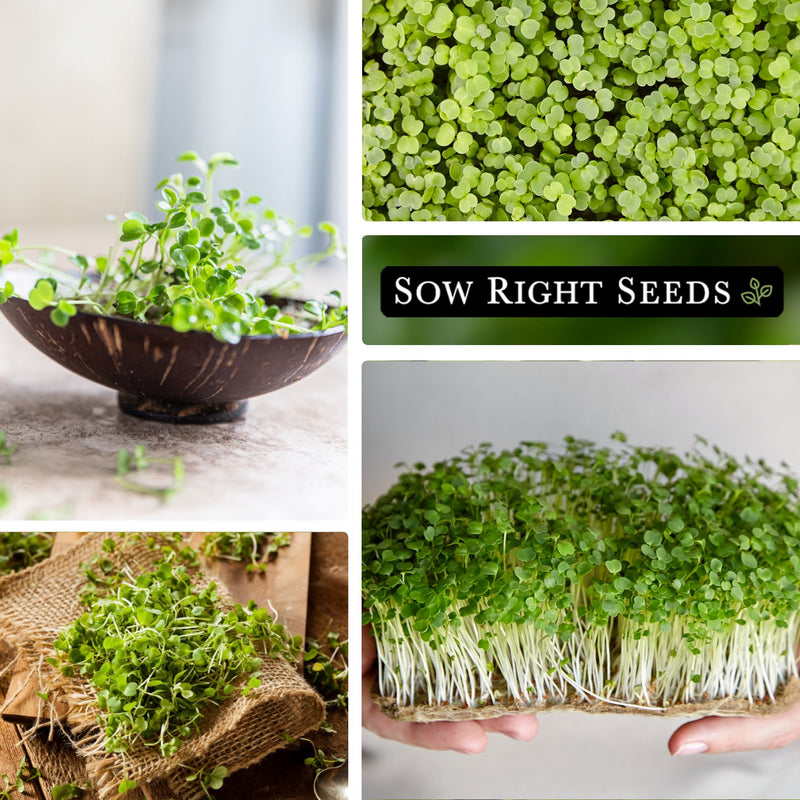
[360,672,486,753]
[362,624,377,675]
[362,624,538,753]
[364,699,491,753]
[669,700,800,755]
[478,714,539,741]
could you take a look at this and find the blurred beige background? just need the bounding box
[0,0,346,241]
[0,1,161,228]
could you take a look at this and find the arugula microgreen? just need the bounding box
[0,758,39,800]
[52,782,90,800]
[304,631,349,712]
[364,435,800,709]
[114,445,185,500]
[53,535,302,788]
[201,532,292,572]
[185,766,229,799]
[0,153,347,344]
[0,431,17,465]
[0,533,54,575]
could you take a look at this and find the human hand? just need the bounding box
[362,625,538,754]
[669,700,800,756]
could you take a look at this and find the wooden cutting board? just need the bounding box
[1,532,312,727]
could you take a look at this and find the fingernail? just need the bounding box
[674,741,709,757]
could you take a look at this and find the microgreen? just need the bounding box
[304,631,349,711]
[186,766,229,799]
[363,435,800,709]
[52,782,90,800]
[0,153,347,343]
[53,536,303,775]
[0,533,54,575]
[363,0,800,220]
[302,739,345,778]
[117,779,137,795]
[201,532,293,572]
[114,445,185,500]
[0,431,17,465]
[0,758,39,800]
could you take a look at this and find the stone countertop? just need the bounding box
[0,315,347,522]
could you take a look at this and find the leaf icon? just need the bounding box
[751,277,760,291]
[742,291,757,305]
[760,284,773,299]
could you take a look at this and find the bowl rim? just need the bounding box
[1,294,347,344]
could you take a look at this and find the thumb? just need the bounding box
[669,701,800,756]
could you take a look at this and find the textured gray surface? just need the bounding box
[0,315,347,522]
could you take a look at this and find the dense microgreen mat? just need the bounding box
[363,435,800,709]
[0,533,54,576]
[51,535,302,762]
[0,152,347,343]
[363,0,800,220]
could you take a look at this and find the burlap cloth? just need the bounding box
[0,534,325,800]
[373,677,800,723]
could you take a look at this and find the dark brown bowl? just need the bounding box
[1,296,346,423]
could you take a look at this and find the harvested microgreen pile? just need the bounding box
[0,533,54,575]
[363,0,800,220]
[51,536,302,764]
[363,435,800,712]
[202,532,293,573]
[0,152,347,342]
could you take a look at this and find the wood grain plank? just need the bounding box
[1,671,65,726]
[0,721,43,800]
[51,533,85,556]
[0,672,43,800]
[19,728,98,800]
[268,532,312,644]
[189,533,312,642]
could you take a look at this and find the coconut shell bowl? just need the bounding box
[1,296,346,424]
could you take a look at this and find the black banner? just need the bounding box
[381,266,783,318]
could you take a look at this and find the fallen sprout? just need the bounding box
[186,766,229,800]
[0,431,17,465]
[52,782,90,800]
[0,758,40,800]
[202,532,293,572]
[114,445,185,501]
